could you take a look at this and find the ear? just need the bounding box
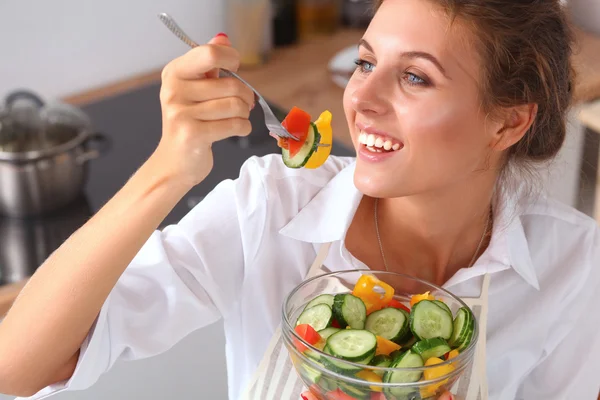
[491,103,538,151]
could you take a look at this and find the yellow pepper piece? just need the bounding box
[304,110,333,169]
[420,357,455,398]
[376,336,401,356]
[410,291,435,307]
[355,369,383,392]
[352,275,395,314]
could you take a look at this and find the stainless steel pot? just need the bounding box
[0,90,109,217]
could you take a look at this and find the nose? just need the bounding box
[350,71,392,116]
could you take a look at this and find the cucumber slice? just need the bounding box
[322,346,364,374]
[296,304,333,331]
[327,330,377,362]
[365,307,409,343]
[333,294,367,329]
[398,332,417,349]
[339,382,370,399]
[456,323,474,352]
[369,354,392,377]
[383,350,424,387]
[301,363,323,385]
[304,348,322,362]
[411,337,452,361]
[305,294,335,311]
[319,376,339,392]
[409,300,453,340]
[370,354,392,368]
[433,300,452,316]
[448,307,474,351]
[318,327,341,341]
[282,123,320,168]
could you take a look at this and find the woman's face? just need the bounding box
[344,0,502,198]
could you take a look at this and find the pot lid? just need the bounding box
[0,90,93,156]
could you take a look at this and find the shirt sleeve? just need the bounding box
[19,157,268,400]
[517,225,600,400]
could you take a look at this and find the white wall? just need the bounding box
[0,0,226,100]
[0,321,228,400]
[539,108,586,208]
[0,2,230,399]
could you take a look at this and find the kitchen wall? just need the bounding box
[0,0,226,100]
[0,1,229,399]
[0,322,228,400]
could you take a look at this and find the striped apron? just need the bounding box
[244,243,490,400]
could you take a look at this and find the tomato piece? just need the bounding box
[269,132,289,149]
[281,106,311,157]
[331,319,341,328]
[294,324,321,353]
[301,388,322,400]
[387,299,411,313]
[326,388,359,400]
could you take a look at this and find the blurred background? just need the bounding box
[0,0,598,398]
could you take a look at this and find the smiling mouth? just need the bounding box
[358,132,404,153]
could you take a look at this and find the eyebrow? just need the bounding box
[358,38,450,79]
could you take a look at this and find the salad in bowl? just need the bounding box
[282,271,478,400]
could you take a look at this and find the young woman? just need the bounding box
[0,0,598,399]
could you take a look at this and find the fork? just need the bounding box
[158,12,299,142]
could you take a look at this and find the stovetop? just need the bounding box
[0,83,354,286]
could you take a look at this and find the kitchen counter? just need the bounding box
[2,27,600,319]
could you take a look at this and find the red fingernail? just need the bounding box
[300,395,308,400]
[215,32,228,38]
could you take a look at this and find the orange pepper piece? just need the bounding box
[355,369,383,392]
[410,291,435,307]
[375,336,401,356]
[446,349,460,360]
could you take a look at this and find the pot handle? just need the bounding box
[76,132,111,164]
[5,90,45,109]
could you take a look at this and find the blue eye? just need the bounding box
[406,72,427,86]
[354,59,375,74]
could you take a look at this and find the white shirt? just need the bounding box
[23,155,600,400]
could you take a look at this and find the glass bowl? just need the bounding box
[282,270,478,400]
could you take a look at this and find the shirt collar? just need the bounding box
[279,162,363,243]
[279,161,540,290]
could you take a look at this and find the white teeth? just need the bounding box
[366,134,376,147]
[359,132,368,145]
[357,129,403,152]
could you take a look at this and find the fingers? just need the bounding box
[187,97,251,121]
[300,391,319,400]
[438,391,456,400]
[164,77,254,107]
[195,118,252,142]
[165,43,240,80]
[205,33,232,79]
